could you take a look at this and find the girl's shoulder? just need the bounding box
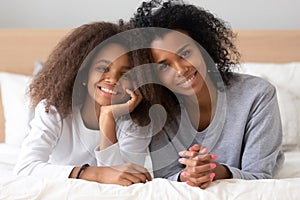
[34,99,63,122]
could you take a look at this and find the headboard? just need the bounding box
[1,29,300,142]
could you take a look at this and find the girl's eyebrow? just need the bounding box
[157,59,167,64]
[94,59,111,65]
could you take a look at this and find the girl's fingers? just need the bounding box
[128,163,152,181]
[125,88,143,109]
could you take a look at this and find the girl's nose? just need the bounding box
[104,72,120,85]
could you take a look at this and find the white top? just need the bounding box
[13,100,150,179]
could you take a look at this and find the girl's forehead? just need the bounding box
[93,43,129,61]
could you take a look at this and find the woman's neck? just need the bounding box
[183,77,218,131]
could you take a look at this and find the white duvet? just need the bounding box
[1,143,300,200]
[1,176,300,199]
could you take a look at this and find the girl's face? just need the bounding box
[87,43,133,106]
[150,30,207,96]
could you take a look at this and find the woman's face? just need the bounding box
[87,43,133,106]
[150,30,207,96]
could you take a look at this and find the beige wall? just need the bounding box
[0,0,299,29]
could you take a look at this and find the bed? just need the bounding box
[0,29,300,199]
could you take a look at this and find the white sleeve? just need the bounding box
[13,100,74,178]
[94,118,151,168]
[94,143,123,166]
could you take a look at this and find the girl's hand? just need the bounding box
[71,163,152,186]
[178,144,217,189]
[100,88,143,118]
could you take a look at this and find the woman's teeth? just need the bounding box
[180,74,195,86]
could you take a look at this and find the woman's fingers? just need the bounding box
[188,144,209,155]
[183,163,215,174]
[178,154,212,166]
[184,172,214,188]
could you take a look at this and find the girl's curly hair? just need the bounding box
[130,0,240,85]
[29,21,127,118]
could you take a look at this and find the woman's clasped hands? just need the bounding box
[178,144,217,189]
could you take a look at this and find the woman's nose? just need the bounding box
[173,61,188,76]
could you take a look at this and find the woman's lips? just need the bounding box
[176,71,197,88]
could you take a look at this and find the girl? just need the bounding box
[130,0,284,189]
[14,21,152,186]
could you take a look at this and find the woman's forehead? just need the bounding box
[150,30,194,51]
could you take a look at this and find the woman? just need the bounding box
[130,0,284,189]
[14,21,152,186]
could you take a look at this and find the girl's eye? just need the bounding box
[95,66,108,73]
[158,64,169,71]
[180,50,191,58]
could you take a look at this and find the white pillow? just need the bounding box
[0,72,32,146]
[237,62,300,151]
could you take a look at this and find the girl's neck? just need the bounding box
[81,97,100,130]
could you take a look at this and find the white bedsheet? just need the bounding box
[1,176,300,199]
[0,144,20,178]
[1,143,300,200]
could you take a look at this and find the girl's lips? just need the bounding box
[176,71,197,88]
[99,86,117,95]
[97,86,120,98]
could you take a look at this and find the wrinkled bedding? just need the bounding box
[1,143,300,200]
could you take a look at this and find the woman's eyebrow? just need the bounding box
[121,66,132,70]
[176,44,190,55]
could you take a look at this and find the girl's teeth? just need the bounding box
[101,87,117,95]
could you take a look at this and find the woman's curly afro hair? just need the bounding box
[130,0,240,85]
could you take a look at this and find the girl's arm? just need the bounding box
[13,100,74,178]
[98,89,142,150]
[69,163,152,186]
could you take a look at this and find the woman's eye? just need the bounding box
[95,66,108,73]
[121,72,131,80]
[158,64,169,71]
[180,50,191,58]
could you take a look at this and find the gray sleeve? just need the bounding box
[229,84,284,179]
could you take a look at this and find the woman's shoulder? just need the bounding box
[224,73,277,104]
[229,73,276,93]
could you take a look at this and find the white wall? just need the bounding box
[0,0,299,29]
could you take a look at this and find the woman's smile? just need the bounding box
[176,71,197,88]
